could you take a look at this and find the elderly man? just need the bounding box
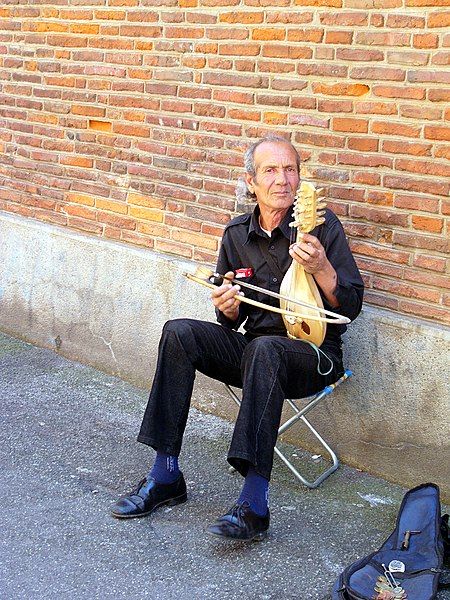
[111,134,364,541]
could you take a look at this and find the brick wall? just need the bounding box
[0,2,449,325]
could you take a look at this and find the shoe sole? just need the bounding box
[206,528,268,543]
[111,491,188,519]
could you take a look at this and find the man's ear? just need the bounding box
[245,172,254,193]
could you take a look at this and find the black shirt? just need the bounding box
[215,204,364,356]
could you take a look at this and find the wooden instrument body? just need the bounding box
[280,264,326,344]
[280,181,327,346]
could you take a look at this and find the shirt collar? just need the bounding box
[246,204,293,243]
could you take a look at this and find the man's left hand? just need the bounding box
[289,233,329,274]
[289,233,339,307]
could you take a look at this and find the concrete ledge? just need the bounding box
[1,211,449,499]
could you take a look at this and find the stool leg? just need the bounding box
[275,415,339,489]
[223,380,345,488]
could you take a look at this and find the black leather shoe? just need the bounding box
[111,473,187,519]
[207,501,270,541]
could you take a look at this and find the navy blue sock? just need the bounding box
[237,467,269,516]
[149,452,180,484]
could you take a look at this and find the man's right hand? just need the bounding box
[211,271,243,321]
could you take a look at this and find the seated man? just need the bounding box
[111,134,364,541]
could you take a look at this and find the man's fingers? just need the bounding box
[299,233,319,246]
[290,242,317,260]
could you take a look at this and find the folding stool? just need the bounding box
[223,369,352,489]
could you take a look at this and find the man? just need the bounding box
[111,134,364,541]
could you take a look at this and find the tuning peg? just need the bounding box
[317,201,327,209]
[316,217,325,225]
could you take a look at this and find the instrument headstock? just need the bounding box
[289,181,326,236]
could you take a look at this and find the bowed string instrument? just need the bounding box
[184,181,350,347]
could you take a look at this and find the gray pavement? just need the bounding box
[1,332,448,600]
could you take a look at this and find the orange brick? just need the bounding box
[382,140,432,156]
[219,11,263,23]
[372,121,421,138]
[348,137,379,152]
[396,158,450,178]
[413,33,439,48]
[228,108,261,121]
[424,125,450,141]
[60,156,93,168]
[263,111,288,125]
[62,204,97,220]
[95,9,126,19]
[412,215,444,233]
[113,123,151,137]
[165,26,204,39]
[428,11,450,27]
[129,207,163,222]
[373,85,425,100]
[394,194,439,213]
[172,229,217,251]
[89,120,112,132]
[333,117,368,133]
[65,193,95,206]
[287,28,324,42]
[413,254,447,272]
[33,22,69,33]
[137,222,171,238]
[127,192,166,210]
[97,212,136,230]
[312,82,369,96]
[120,231,154,249]
[325,30,353,44]
[294,0,342,6]
[219,43,260,56]
[252,28,285,41]
[372,277,441,303]
[399,300,449,324]
[68,217,103,235]
[155,240,192,259]
[70,24,99,35]
[95,199,128,215]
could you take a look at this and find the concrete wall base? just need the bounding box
[1,212,449,499]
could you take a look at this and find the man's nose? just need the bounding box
[275,169,288,184]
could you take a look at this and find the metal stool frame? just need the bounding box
[223,369,352,489]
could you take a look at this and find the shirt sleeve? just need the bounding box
[318,213,364,322]
[215,229,248,330]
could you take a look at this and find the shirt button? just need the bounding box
[272,277,278,283]
[270,245,275,250]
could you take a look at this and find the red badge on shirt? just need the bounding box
[235,268,253,278]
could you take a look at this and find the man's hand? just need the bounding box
[289,234,339,307]
[211,271,243,321]
[289,233,330,274]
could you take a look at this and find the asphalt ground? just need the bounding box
[1,332,448,600]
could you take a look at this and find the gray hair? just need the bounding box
[235,134,301,203]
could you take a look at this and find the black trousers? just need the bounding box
[138,319,343,481]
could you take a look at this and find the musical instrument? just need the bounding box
[280,181,328,345]
[184,265,350,327]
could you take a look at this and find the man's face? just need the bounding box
[245,141,300,213]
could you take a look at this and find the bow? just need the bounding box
[184,266,350,326]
